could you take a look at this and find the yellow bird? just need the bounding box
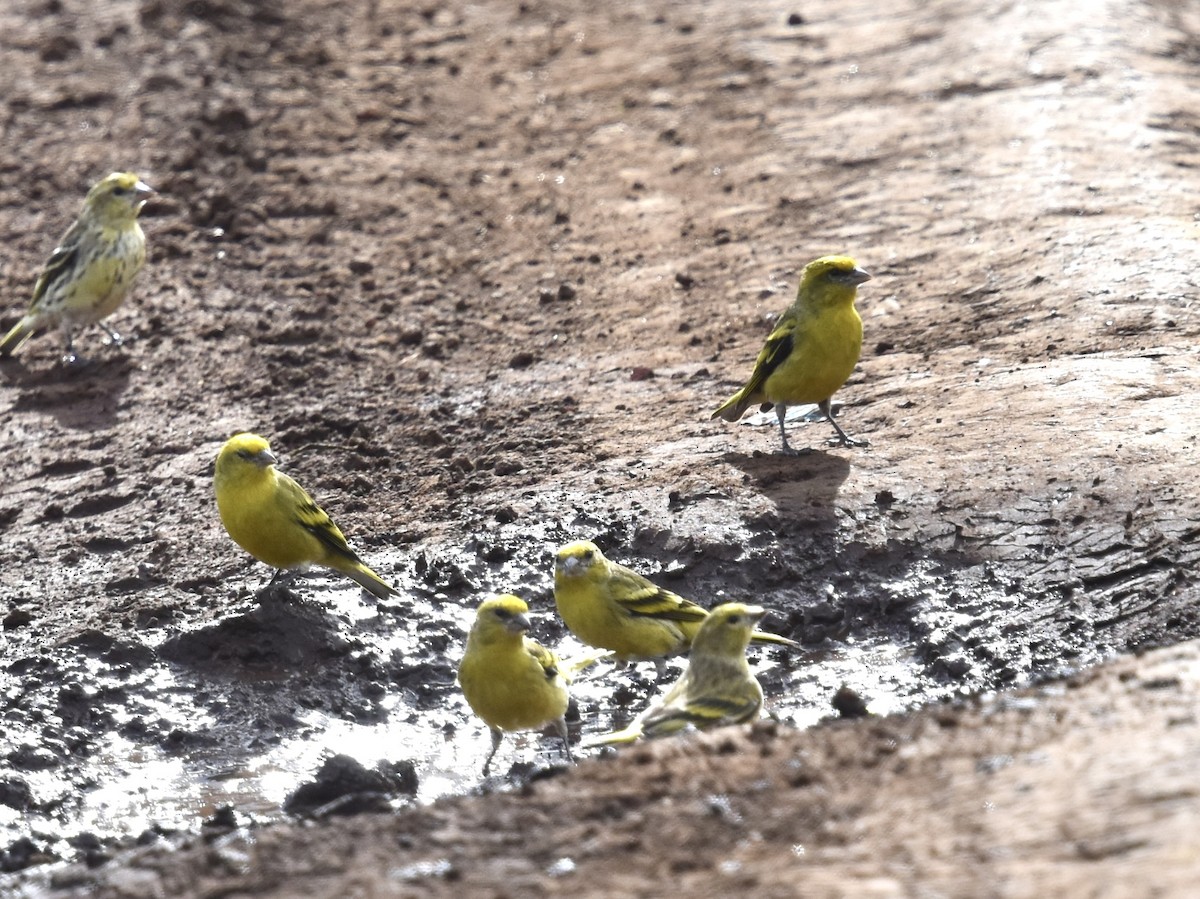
[584,603,766,746]
[458,594,573,775]
[0,172,154,363]
[213,433,396,600]
[712,254,871,454]
[553,540,796,664]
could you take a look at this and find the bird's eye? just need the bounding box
[727,615,741,625]
[581,550,594,561]
[236,449,251,459]
[494,609,510,619]
[112,186,128,196]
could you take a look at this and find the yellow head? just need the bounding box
[554,540,607,582]
[82,172,154,224]
[691,603,767,657]
[215,432,279,483]
[796,255,871,308]
[471,594,533,642]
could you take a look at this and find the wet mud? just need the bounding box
[2,0,1200,895]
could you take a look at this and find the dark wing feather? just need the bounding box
[291,491,363,565]
[526,639,561,680]
[741,324,795,404]
[30,241,81,306]
[608,567,708,623]
[642,693,760,736]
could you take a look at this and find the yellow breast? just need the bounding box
[215,471,322,570]
[460,642,568,731]
[763,303,862,405]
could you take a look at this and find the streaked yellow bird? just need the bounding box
[713,254,871,454]
[584,602,766,746]
[0,172,153,363]
[213,433,396,600]
[458,594,572,775]
[553,540,796,664]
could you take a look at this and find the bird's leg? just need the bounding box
[61,325,80,366]
[259,569,294,601]
[482,727,504,776]
[776,403,811,456]
[820,399,869,448]
[553,717,573,763]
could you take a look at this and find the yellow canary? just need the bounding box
[213,433,395,600]
[584,603,766,746]
[0,172,153,363]
[712,254,871,454]
[553,541,796,664]
[458,594,573,775]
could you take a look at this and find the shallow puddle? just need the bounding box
[1,534,1020,871]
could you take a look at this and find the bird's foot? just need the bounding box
[780,442,815,456]
[62,351,89,367]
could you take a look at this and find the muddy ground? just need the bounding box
[1,0,1199,895]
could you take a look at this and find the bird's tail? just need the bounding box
[559,648,616,682]
[343,562,397,600]
[711,388,755,423]
[0,316,36,358]
[750,629,798,649]
[581,722,644,749]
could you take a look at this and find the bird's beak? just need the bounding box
[845,266,871,285]
[745,605,768,624]
[254,449,279,468]
[555,555,581,577]
[133,181,154,212]
[509,612,532,634]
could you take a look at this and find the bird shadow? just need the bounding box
[722,448,852,534]
[157,588,349,677]
[1,352,134,430]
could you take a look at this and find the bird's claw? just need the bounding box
[779,443,815,456]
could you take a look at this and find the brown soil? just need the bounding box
[2,0,1199,896]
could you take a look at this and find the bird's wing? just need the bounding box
[642,691,761,737]
[279,476,360,563]
[608,567,708,623]
[30,238,82,307]
[525,638,562,681]
[737,317,797,406]
[729,309,806,405]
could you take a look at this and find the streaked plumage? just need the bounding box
[0,172,153,362]
[553,540,796,664]
[584,603,766,746]
[713,254,871,454]
[458,594,572,775]
[213,433,395,600]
